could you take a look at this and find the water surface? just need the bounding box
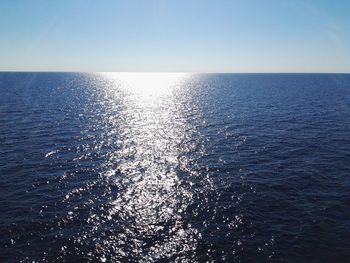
[1,73,350,262]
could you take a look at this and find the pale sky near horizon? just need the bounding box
[1,0,350,72]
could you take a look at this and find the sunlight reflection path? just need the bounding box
[85,73,203,262]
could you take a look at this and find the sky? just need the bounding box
[0,0,350,72]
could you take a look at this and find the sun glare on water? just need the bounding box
[78,71,205,261]
[101,72,191,98]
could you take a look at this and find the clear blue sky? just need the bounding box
[1,0,350,72]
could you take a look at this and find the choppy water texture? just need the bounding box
[1,73,350,262]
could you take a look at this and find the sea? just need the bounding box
[1,73,350,262]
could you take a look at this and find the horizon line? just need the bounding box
[0,71,350,74]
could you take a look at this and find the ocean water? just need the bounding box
[1,73,350,262]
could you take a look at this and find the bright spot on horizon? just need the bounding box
[101,72,191,97]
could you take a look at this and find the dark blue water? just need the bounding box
[1,73,350,262]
